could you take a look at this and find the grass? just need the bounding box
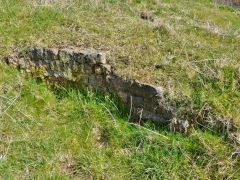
[0,64,240,179]
[0,0,240,178]
[0,0,239,129]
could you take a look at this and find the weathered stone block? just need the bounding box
[85,53,106,65]
[88,74,97,87]
[143,97,160,111]
[118,91,128,104]
[49,61,57,71]
[131,107,167,123]
[131,95,144,108]
[62,63,73,80]
[28,47,44,61]
[77,63,84,73]
[94,65,103,75]
[111,76,132,92]
[39,60,51,69]
[102,64,112,75]
[88,75,104,89]
[59,49,73,63]
[43,48,58,60]
[142,97,173,120]
[131,80,163,98]
[93,53,106,64]
[59,63,65,72]
[104,75,115,93]
[84,63,94,74]
[84,54,96,64]
[73,51,86,63]
[71,60,80,72]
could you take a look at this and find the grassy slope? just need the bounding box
[0,0,240,178]
[0,65,240,179]
[0,0,239,128]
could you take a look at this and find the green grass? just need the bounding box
[0,65,240,179]
[0,1,240,178]
[0,0,239,128]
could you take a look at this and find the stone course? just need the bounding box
[3,47,173,123]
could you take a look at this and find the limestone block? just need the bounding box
[111,76,132,92]
[62,63,73,80]
[156,108,173,120]
[84,54,96,64]
[131,107,167,123]
[105,75,116,93]
[88,74,96,87]
[59,49,73,63]
[28,47,43,61]
[94,66,103,75]
[95,75,104,88]
[85,53,106,65]
[73,51,86,63]
[131,80,163,98]
[142,97,172,120]
[71,60,80,72]
[39,60,50,69]
[101,64,112,75]
[33,59,40,67]
[143,97,160,111]
[84,63,93,74]
[88,75,103,89]
[59,63,65,72]
[118,91,128,104]
[49,61,57,71]
[43,48,58,60]
[142,110,167,123]
[77,63,84,73]
[130,95,144,108]
[93,53,106,64]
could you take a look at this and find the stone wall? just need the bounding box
[3,47,173,123]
